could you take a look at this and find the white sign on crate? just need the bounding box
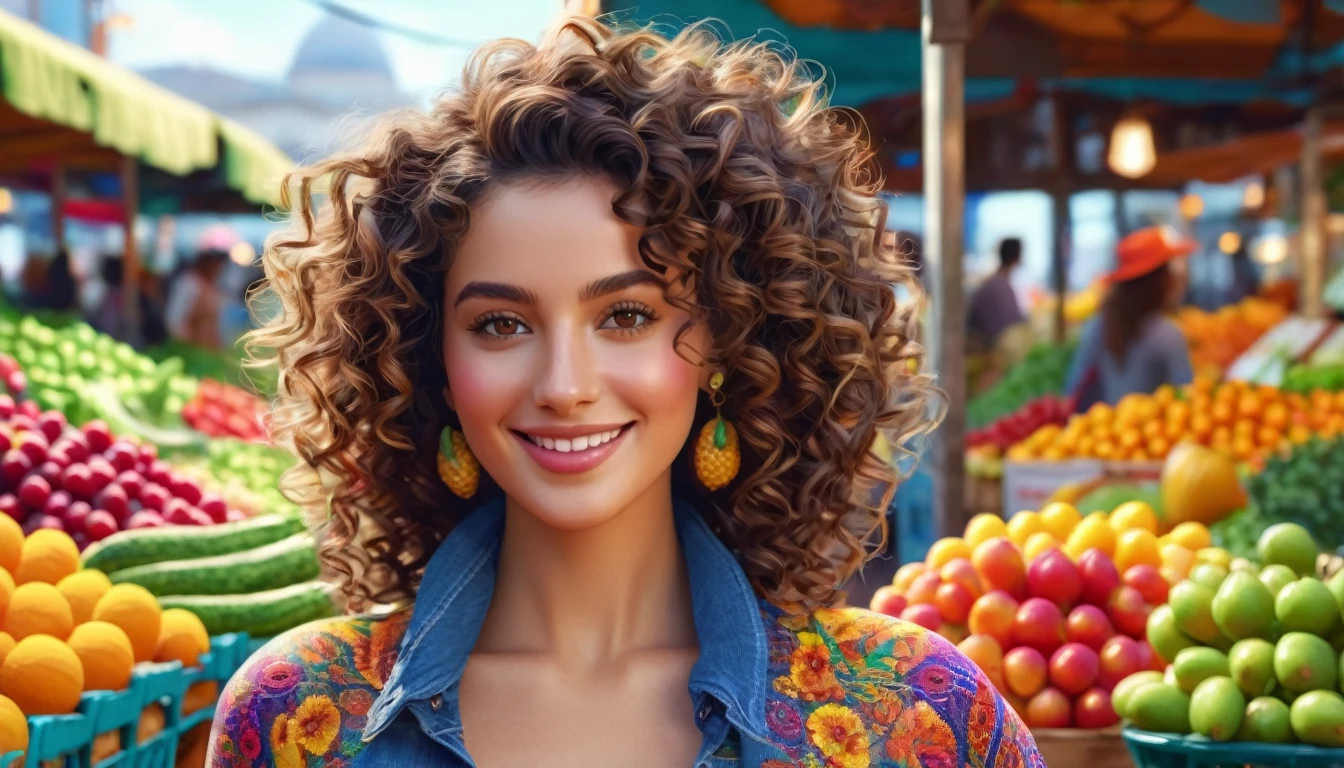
[1003,459,1105,519]
[1226,315,1334,385]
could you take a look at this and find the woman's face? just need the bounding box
[442,177,710,530]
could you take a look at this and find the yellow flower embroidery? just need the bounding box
[805,703,870,768]
[271,714,303,768]
[790,632,844,701]
[290,695,342,755]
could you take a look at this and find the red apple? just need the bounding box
[1106,585,1149,638]
[972,537,1027,599]
[940,558,984,598]
[58,432,89,462]
[869,585,908,617]
[1123,564,1170,605]
[1137,639,1165,672]
[1074,688,1120,729]
[1065,604,1114,651]
[94,483,130,523]
[172,477,203,506]
[906,570,943,606]
[1014,597,1067,656]
[1003,647,1049,698]
[1025,687,1072,728]
[61,464,94,500]
[0,450,29,487]
[1028,548,1083,609]
[1098,635,1143,688]
[1077,548,1121,606]
[84,510,118,541]
[85,457,116,492]
[140,483,169,512]
[15,432,47,465]
[17,475,50,511]
[901,603,943,631]
[62,500,91,533]
[35,411,65,443]
[115,471,144,501]
[935,581,976,624]
[146,460,173,487]
[82,421,112,453]
[968,590,1019,650]
[1049,642,1100,695]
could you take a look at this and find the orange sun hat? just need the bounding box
[1106,226,1196,284]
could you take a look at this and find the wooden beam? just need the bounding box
[51,165,66,253]
[120,157,142,343]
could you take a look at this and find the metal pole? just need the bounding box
[923,0,969,536]
[1301,107,1326,318]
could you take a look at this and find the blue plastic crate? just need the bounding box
[4,633,251,768]
[1124,727,1344,768]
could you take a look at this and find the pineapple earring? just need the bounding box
[694,371,740,491]
[438,426,480,499]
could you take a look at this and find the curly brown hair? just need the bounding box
[248,16,940,614]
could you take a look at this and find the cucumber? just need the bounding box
[108,533,319,596]
[157,582,338,637]
[82,513,306,573]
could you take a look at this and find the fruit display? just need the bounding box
[1014,377,1344,465]
[171,438,299,518]
[1239,437,1344,555]
[82,516,335,637]
[868,502,1201,730]
[1174,297,1288,379]
[1114,522,1344,748]
[147,339,277,398]
[1283,361,1344,394]
[968,342,1076,431]
[181,379,269,443]
[967,394,1075,456]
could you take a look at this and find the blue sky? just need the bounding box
[106,0,561,100]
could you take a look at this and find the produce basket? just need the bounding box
[1033,726,1136,768]
[0,633,250,768]
[1123,728,1344,768]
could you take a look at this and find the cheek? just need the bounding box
[443,341,521,425]
[601,341,702,419]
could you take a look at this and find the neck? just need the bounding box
[475,476,697,670]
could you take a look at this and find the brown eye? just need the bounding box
[612,311,638,329]
[491,318,520,335]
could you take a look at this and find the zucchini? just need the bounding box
[157,582,338,636]
[108,533,319,596]
[82,513,306,573]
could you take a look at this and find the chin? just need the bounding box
[505,483,642,531]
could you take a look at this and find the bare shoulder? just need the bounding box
[207,610,411,768]
[762,604,1045,768]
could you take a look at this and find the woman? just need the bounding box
[1067,226,1195,407]
[210,18,1041,768]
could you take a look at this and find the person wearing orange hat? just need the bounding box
[1065,226,1196,408]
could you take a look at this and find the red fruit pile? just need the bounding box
[966,394,1074,454]
[0,355,26,397]
[0,395,243,550]
[869,538,1166,730]
[182,379,269,443]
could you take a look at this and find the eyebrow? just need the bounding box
[454,270,665,308]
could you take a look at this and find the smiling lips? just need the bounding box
[512,423,633,474]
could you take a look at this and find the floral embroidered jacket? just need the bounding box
[208,501,1044,768]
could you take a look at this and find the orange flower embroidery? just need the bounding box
[271,714,302,768]
[805,704,870,768]
[290,696,341,755]
[790,632,845,701]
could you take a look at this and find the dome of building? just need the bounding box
[289,13,395,81]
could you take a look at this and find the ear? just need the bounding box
[442,385,456,413]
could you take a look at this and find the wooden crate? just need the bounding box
[1032,727,1136,768]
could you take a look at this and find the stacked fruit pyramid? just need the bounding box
[0,521,213,757]
[1115,522,1344,748]
[869,501,1217,729]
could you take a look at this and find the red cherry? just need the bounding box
[17,475,51,511]
[35,411,66,443]
[84,510,119,541]
[81,420,113,453]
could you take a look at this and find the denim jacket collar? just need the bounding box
[362,498,772,745]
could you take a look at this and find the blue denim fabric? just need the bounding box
[355,499,776,767]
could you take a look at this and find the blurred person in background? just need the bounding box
[1067,227,1195,408]
[40,249,80,313]
[967,236,1024,349]
[90,255,124,337]
[165,246,228,350]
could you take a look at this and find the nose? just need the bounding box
[533,322,600,416]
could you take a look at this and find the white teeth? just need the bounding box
[527,428,623,452]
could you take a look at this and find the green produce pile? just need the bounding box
[1118,523,1344,747]
[172,438,299,517]
[147,339,277,398]
[1230,438,1344,555]
[83,514,336,636]
[1282,362,1344,394]
[967,342,1076,430]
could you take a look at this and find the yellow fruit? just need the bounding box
[1160,566,1186,586]
[1114,529,1162,572]
[0,517,21,574]
[1040,502,1083,541]
[1063,514,1117,560]
[925,538,973,569]
[15,529,79,586]
[0,634,13,668]
[67,621,134,692]
[964,513,1009,549]
[1024,531,1059,562]
[693,417,740,492]
[1160,543,1196,578]
[5,582,72,641]
[155,609,209,667]
[1168,522,1212,552]
[1109,501,1159,534]
[0,694,26,754]
[1195,547,1233,568]
[93,585,161,663]
[436,428,481,498]
[1006,512,1048,548]
[0,569,14,623]
[57,570,113,626]
[0,635,82,714]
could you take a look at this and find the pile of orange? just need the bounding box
[1174,297,1287,379]
[1010,376,1344,464]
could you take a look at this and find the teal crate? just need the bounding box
[9,633,250,768]
[1124,728,1344,768]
